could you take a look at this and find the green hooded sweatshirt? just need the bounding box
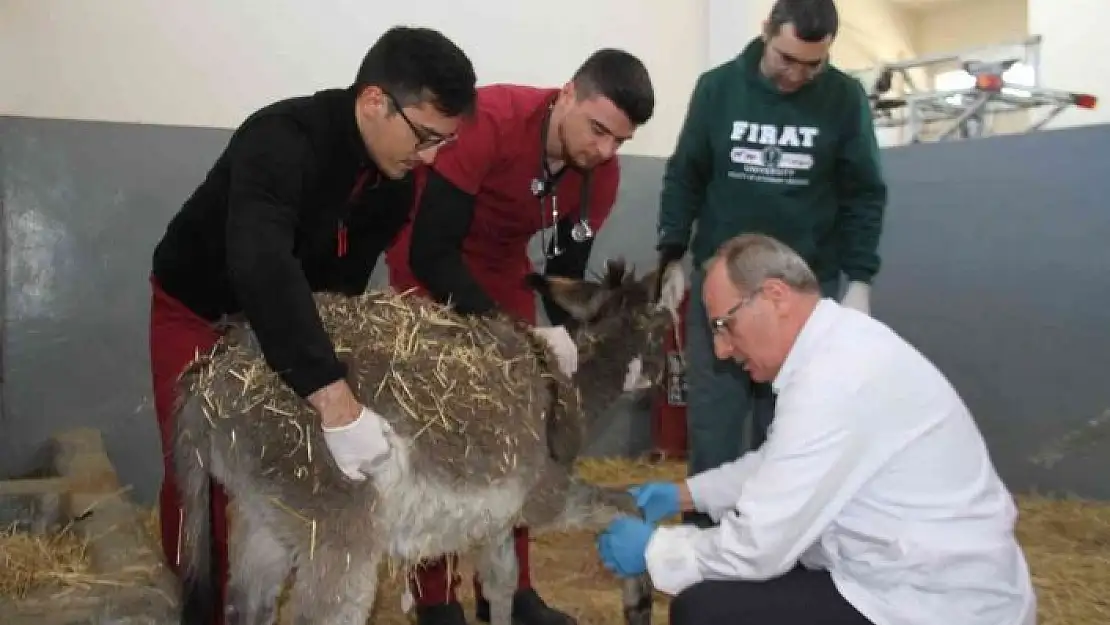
[657,37,887,284]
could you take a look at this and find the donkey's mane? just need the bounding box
[588,257,635,290]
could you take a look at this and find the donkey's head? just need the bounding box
[526,259,673,403]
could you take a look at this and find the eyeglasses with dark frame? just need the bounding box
[709,288,763,335]
[383,91,456,151]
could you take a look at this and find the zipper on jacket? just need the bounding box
[337,168,373,258]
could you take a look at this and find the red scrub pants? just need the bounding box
[411,529,534,605]
[148,275,228,625]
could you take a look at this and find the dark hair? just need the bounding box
[767,0,840,42]
[353,26,478,118]
[571,49,655,126]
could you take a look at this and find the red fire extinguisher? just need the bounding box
[649,289,689,461]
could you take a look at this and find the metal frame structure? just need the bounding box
[850,35,1098,143]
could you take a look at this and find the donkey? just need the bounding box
[171,259,671,625]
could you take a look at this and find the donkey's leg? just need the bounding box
[224,502,293,625]
[475,529,518,625]
[583,486,656,625]
[535,476,641,532]
[288,544,381,625]
[581,485,656,625]
[534,479,656,625]
[621,575,654,625]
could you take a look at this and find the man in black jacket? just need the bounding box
[147,26,477,625]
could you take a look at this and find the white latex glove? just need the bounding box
[658,262,686,314]
[532,325,579,377]
[622,357,653,392]
[322,405,393,481]
[841,281,871,316]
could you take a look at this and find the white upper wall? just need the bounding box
[10,1,1098,159]
[835,0,917,70]
[706,0,916,73]
[707,0,776,69]
[912,0,1027,57]
[1028,0,1110,129]
[0,0,707,158]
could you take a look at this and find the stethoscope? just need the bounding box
[531,101,594,259]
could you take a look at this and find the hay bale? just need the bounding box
[2,491,172,607]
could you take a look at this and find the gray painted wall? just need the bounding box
[1,114,1108,505]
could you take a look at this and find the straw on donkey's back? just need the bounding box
[182,288,576,491]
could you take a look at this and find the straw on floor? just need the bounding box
[0,513,161,603]
[0,521,91,600]
[367,457,1110,625]
[3,457,1107,624]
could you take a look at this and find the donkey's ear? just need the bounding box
[525,273,608,321]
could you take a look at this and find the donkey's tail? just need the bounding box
[171,364,219,625]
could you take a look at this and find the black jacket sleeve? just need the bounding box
[224,116,346,399]
[541,217,595,327]
[408,167,500,316]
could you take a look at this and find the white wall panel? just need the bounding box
[0,0,706,157]
[1028,0,1110,129]
[706,0,916,72]
[706,0,775,69]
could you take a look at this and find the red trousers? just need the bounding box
[148,276,228,625]
[411,528,533,605]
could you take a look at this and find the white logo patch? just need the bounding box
[727,121,819,186]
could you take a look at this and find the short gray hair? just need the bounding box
[709,233,820,294]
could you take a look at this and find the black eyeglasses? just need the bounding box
[384,91,454,151]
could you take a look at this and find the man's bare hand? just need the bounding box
[308,378,362,429]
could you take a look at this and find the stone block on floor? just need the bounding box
[0,477,70,534]
[0,427,180,624]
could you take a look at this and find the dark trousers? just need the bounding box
[670,566,874,625]
[683,269,842,528]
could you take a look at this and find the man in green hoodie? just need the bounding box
[654,0,887,527]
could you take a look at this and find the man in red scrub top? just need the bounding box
[385,49,655,625]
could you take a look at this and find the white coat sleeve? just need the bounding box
[644,376,876,595]
[684,448,766,522]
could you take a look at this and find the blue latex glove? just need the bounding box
[596,515,654,577]
[629,482,680,524]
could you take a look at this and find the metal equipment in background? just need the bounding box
[850,35,1098,144]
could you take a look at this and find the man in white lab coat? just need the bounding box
[597,233,1037,625]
